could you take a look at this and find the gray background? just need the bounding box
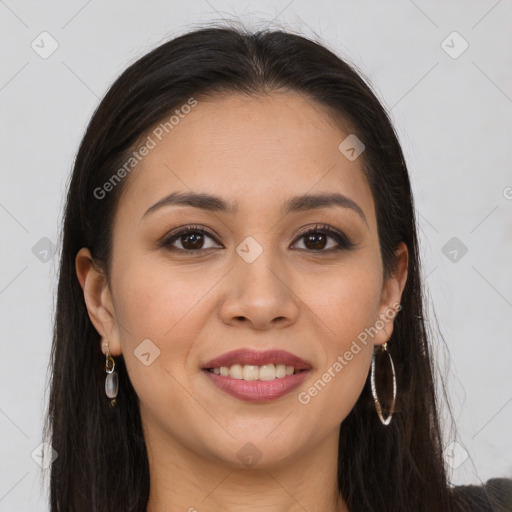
[1,0,511,510]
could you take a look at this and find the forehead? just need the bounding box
[115,91,375,226]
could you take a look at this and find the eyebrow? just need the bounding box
[142,191,368,226]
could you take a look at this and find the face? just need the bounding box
[80,91,407,469]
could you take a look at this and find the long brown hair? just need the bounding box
[44,22,459,511]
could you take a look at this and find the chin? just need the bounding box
[199,432,308,470]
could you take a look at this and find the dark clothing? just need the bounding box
[452,478,512,511]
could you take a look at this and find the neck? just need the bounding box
[144,426,348,512]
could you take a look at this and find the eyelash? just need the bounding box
[159,223,355,254]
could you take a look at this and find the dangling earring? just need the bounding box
[105,338,118,408]
[370,342,396,426]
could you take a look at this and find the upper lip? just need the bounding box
[201,348,312,371]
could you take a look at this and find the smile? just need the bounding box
[207,363,298,380]
[201,348,312,402]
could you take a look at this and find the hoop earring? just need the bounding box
[105,338,118,408]
[370,342,396,426]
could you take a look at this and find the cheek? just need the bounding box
[293,260,381,422]
[296,287,375,428]
[296,256,383,348]
[113,252,215,340]
[110,255,213,392]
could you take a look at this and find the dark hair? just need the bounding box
[44,22,460,511]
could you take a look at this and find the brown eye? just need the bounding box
[160,223,355,255]
[303,232,330,250]
[177,231,206,250]
[292,225,355,252]
[161,225,222,253]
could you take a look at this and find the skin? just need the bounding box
[76,90,408,512]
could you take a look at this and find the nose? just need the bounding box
[219,248,300,331]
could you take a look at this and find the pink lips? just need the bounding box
[201,348,312,403]
[201,348,312,371]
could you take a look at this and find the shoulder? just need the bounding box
[450,478,512,512]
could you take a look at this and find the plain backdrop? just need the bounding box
[0,1,511,510]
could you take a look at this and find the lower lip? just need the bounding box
[202,370,310,402]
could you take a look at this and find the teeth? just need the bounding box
[210,363,299,380]
[259,364,277,381]
[243,365,259,381]
[230,364,243,379]
[276,364,286,378]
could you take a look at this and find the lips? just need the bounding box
[201,348,312,371]
[201,348,312,402]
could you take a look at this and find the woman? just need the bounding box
[44,23,511,511]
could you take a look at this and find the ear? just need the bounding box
[75,247,122,356]
[373,242,409,346]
